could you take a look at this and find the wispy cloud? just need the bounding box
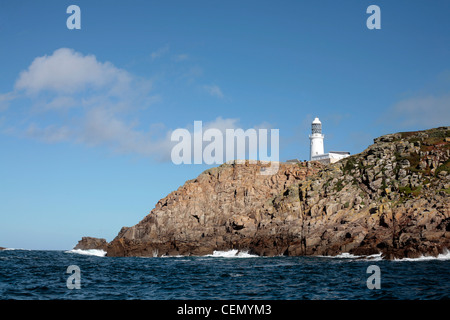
[379,72,450,130]
[25,124,71,143]
[150,45,170,61]
[2,48,160,155]
[1,48,264,163]
[385,94,450,128]
[173,54,189,62]
[0,92,16,112]
[202,84,224,99]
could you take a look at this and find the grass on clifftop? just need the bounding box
[435,159,450,177]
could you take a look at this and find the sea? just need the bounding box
[0,248,449,300]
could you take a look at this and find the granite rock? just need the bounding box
[76,127,450,259]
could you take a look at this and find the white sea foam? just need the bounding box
[65,249,107,257]
[160,255,185,258]
[318,252,362,259]
[333,252,362,259]
[317,250,450,262]
[364,253,383,261]
[205,249,258,258]
[318,252,383,261]
[229,273,244,277]
[393,249,450,262]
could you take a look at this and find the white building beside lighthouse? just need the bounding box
[309,117,350,164]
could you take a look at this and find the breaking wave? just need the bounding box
[394,249,450,262]
[65,249,107,257]
[205,249,258,258]
[329,252,362,259]
[318,252,383,261]
[1,249,449,299]
[319,250,450,262]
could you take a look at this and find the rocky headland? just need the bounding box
[75,127,450,259]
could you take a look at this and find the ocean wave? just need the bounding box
[316,250,450,262]
[318,252,363,259]
[363,253,383,261]
[393,249,450,262]
[332,252,362,259]
[318,252,383,261]
[205,249,258,258]
[160,255,186,258]
[65,249,107,257]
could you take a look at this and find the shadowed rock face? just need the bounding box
[76,127,450,259]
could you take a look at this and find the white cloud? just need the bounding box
[1,48,272,163]
[388,94,450,128]
[1,48,164,158]
[203,116,239,132]
[78,113,247,162]
[203,84,224,99]
[15,48,132,95]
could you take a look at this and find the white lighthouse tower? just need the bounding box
[309,117,324,160]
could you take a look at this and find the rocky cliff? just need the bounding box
[76,127,450,259]
[106,161,324,257]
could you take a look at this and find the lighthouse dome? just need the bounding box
[312,117,321,124]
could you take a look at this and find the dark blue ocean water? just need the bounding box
[0,249,449,300]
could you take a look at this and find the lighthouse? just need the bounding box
[309,117,324,160]
[285,116,350,165]
[308,117,350,164]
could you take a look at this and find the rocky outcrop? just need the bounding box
[74,237,108,251]
[0,247,5,250]
[106,161,323,257]
[76,127,450,259]
[268,126,450,259]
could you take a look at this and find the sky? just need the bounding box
[0,0,449,250]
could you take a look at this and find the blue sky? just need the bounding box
[1,1,449,250]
